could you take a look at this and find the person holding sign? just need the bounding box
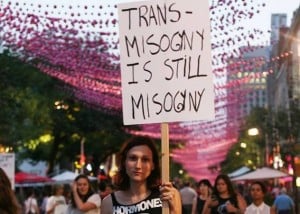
[101,136,181,214]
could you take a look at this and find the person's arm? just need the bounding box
[72,183,99,212]
[271,204,276,214]
[101,194,113,214]
[45,197,55,214]
[225,194,247,214]
[33,198,40,214]
[202,197,213,214]
[160,182,182,214]
[236,193,247,213]
[271,197,278,214]
[191,196,197,214]
[290,197,296,214]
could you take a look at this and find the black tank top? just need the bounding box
[111,189,162,214]
[196,197,206,214]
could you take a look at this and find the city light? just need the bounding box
[247,128,259,136]
[240,142,247,148]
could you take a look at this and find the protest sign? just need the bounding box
[118,0,214,125]
[0,153,15,189]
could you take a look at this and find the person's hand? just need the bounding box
[160,182,174,201]
[71,182,77,193]
[159,182,179,211]
[225,201,238,213]
[207,196,219,208]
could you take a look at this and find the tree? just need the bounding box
[0,50,57,149]
[221,107,270,173]
[0,50,130,175]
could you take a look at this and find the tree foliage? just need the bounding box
[221,105,300,174]
[222,107,274,173]
[0,50,130,175]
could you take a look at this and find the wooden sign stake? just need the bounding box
[161,122,170,214]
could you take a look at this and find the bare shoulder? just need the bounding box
[101,194,113,214]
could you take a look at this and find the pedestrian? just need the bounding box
[101,135,182,214]
[24,188,40,214]
[40,188,50,214]
[46,183,67,214]
[192,179,212,214]
[203,174,247,214]
[66,174,101,214]
[180,181,197,214]
[245,181,274,214]
[271,187,295,214]
[99,182,114,200]
[0,167,22,214]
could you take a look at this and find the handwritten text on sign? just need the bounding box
[118,0,214,125]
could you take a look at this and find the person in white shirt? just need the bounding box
[46,184,66,214]
[24,188,40,214]
[180,181,198,214]
[245,181,274,214]
[67,174,101,214]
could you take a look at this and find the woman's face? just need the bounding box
[57,186,64,195]
[125,145,154,183]
[216,178,228,194]
[76,178,90,195]
[250,184,264,201]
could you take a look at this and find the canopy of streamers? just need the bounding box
[0,0,290,181]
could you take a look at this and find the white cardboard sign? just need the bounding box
[0,153,15,189]
[118,0,214,125]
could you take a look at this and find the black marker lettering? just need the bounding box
[157,4,167,25]
[125,36,140,57]
[148,5,158,26]
[122,7,137,30]
[127,63,139,84]
[189,88,205,111]
[164,58,174,80]
[196,29,205,50]
[139,5,149,27]
[169,3,181,22]
[143,60,152,82]
[131,94,145,119]
[152,93,162,115]
[163,92,173,112]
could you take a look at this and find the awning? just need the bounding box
[228,166,251,178]
[231,167,290,181]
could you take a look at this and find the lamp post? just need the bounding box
[247,128,262,167]
[247,127,270,167]
[80,137,85,174]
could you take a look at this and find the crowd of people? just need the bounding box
[179,174,296,214]
[0,135,297,214]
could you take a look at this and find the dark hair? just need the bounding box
[183,181,191,186]
[213,174,236,198]
[0,168,22,214]
[251,181,267,194]
[115,136,161,190]
[198,179,212,189]
[70,174,95,208]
